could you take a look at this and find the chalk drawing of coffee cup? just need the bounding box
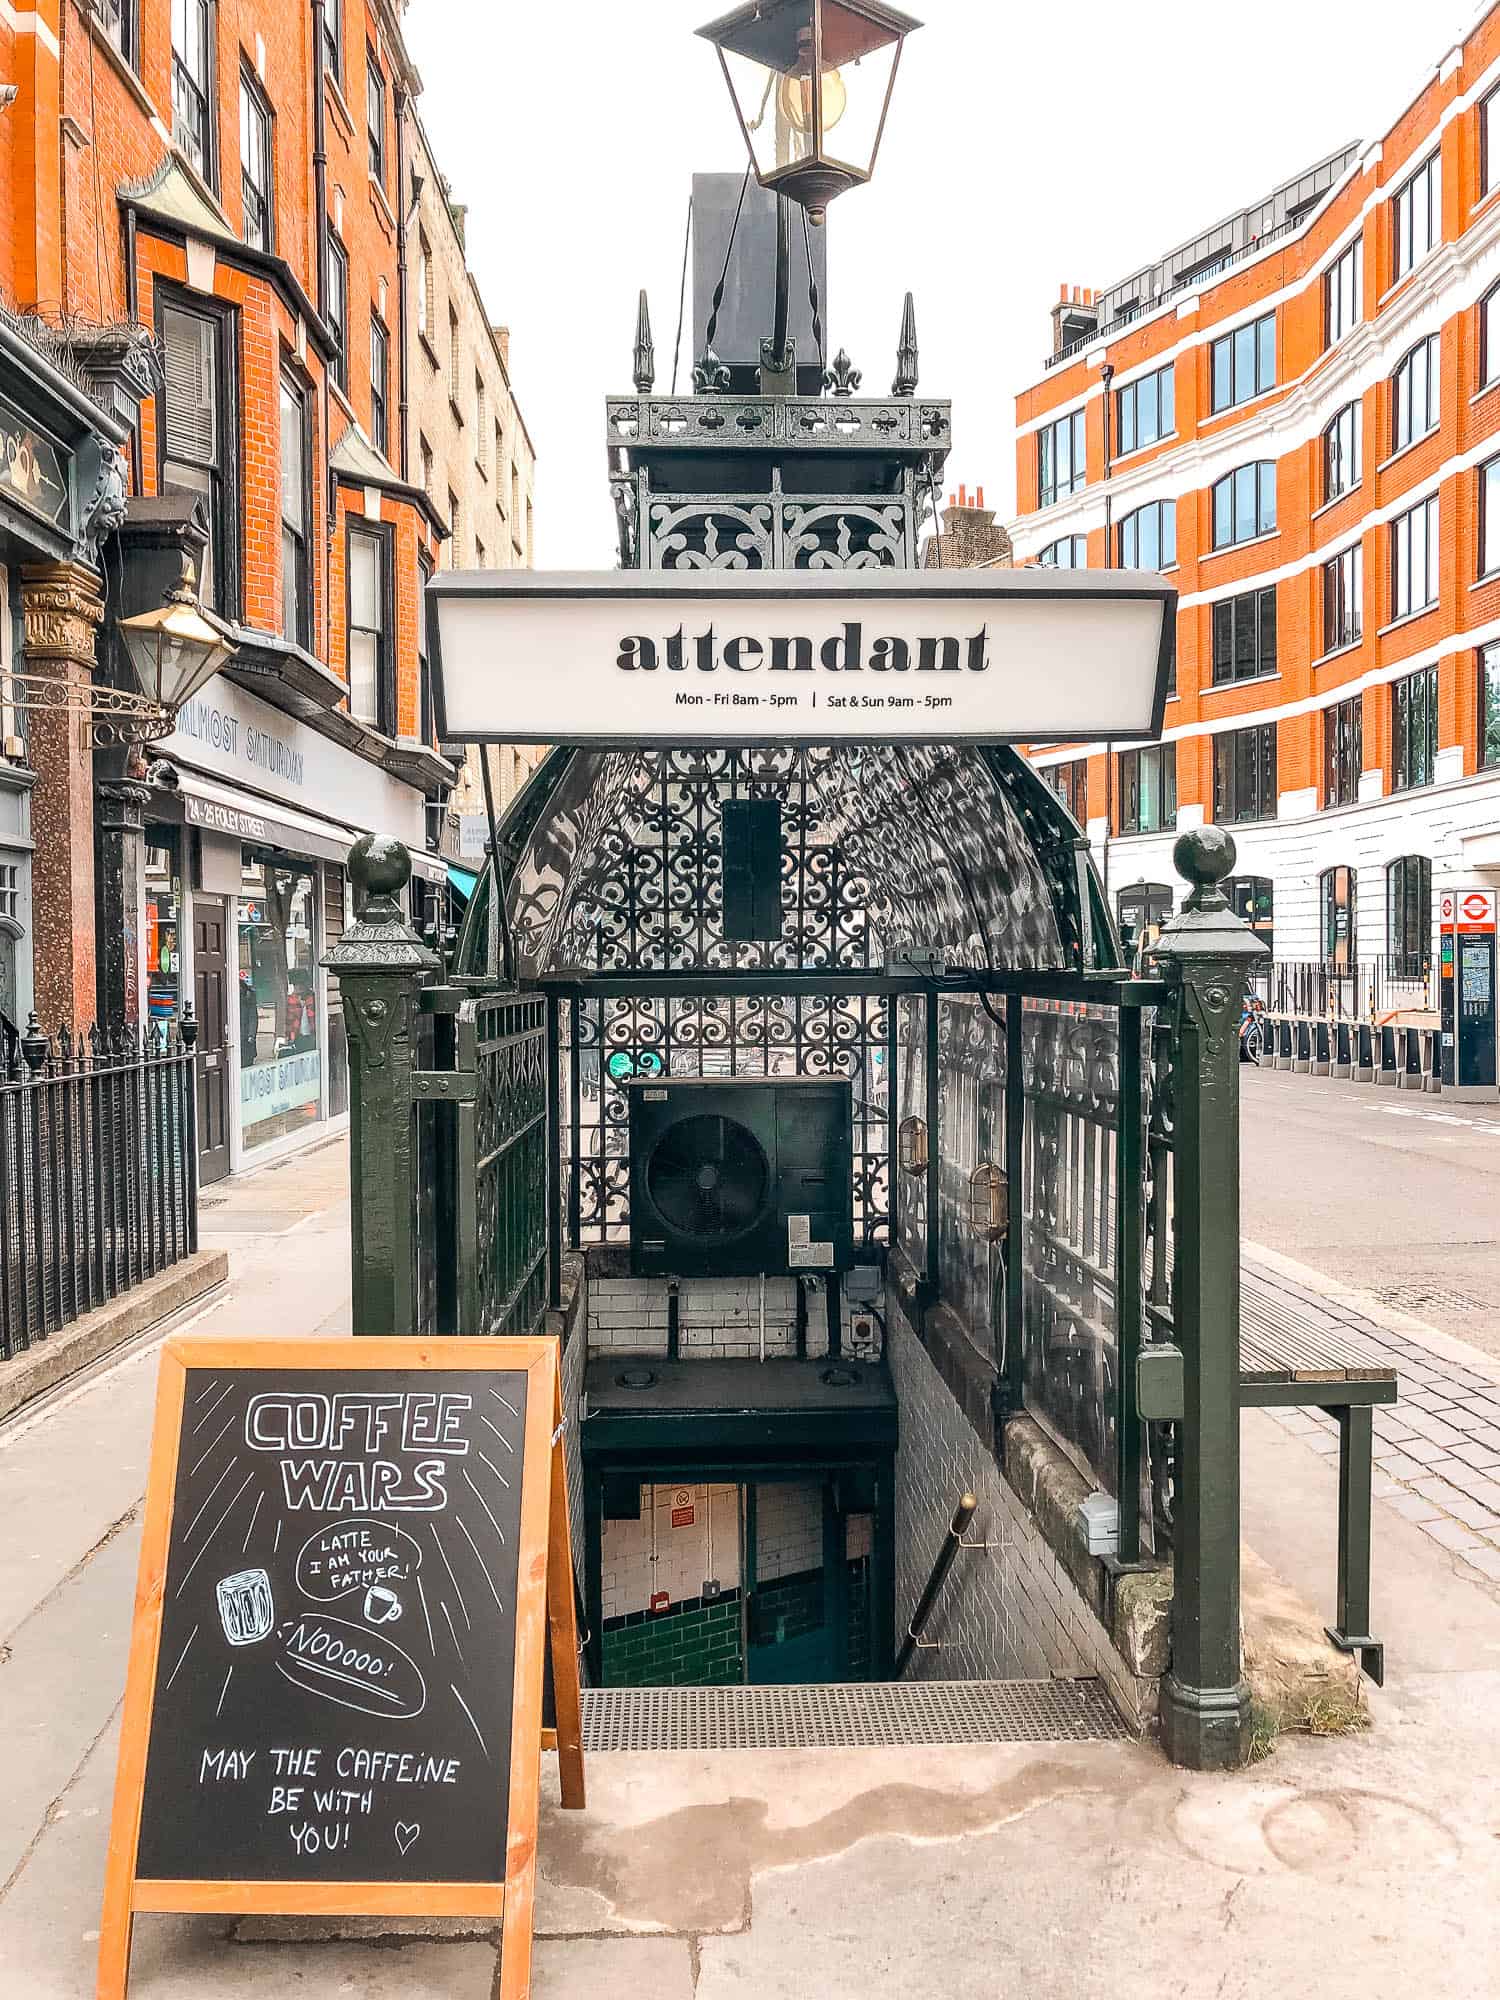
[217,1568,275,1647]
[363,1584,403,1626]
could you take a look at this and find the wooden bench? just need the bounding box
[1239,1270,1398,1686]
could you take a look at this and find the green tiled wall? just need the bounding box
[601,1590,743,1687]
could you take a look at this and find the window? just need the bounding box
[1038,408,1086,507]
[1037,536,1086,569]
[1324,694,1363,807]
[158,299,233,611]
[97,0,137,71]
[1320,545,1363,657]
[1387,856,1432,976]
[418,554,434,744]
[448,307,461,405]
[1320,866,1358,970]
[279,374,309,648]
[238,853,323,1150]
[323,0,342,86]
[419,434,433,495]
[1211,586,1277,685]
[326,233,348,392]
[239,71,273,253]
[417,236,434,344]
[475,375,488,463]
[1326,238,1363,344]
[1323,403,1361,501]
[1391,335,1440,452]
[1226,876,1274,952]
[1485,88,1500,197]
[1393,152,1441,279]
[510,461,521,531]
[366,48,385,183]
[1118,500,1175,571]
[1211,462,1276,549]
[1211,313,1275,413]
[347,526,391,731]
[1042,759,1087,822]
[447,488,461,564]
[369,316,389,456]
[1482,453,1500,577]
[1391,495,1438,619]
[1483,284,1500,389]
[475,536,486,569]
[171,0,215,186]
[1116,883,1172,949]
[1483,643,1500,768]
[494,421,505,503]
[1118,745,1176,834]
[1116,364,1174,455]
[1392,664,1439,791]
[1214,724,1277,824]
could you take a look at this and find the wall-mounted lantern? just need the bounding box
[698,0,921,223]
[968,1162,1009,1242]
[116,552,236,725]
[898,1113,928,1177]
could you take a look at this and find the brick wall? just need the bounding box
[755,1479,823,1582]
[887,1292,1161,1729]
[601,1481,741,1624]
[587,1271,880,1363]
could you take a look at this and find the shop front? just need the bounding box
[150,674,443,1176]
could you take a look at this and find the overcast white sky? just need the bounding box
[405,0,1485,568]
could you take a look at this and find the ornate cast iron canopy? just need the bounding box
[698,0,921,222]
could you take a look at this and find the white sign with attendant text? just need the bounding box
[428,571,1175,747]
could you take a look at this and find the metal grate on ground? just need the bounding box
[579,1680,1126,1752]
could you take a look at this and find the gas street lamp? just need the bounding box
[698,0,920,223]
[116,551,237,729]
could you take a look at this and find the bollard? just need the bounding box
[1422,1027,1442,1094]
[1333,1020,1353,1080]
[1399,1024,1424,1091]
[1277,1018,1294,1068]
[1313,1019,1332,1077]
[1294,1019,1312,1074]
[1377,1024,1399,1086]
[1355,1022,1375,1083]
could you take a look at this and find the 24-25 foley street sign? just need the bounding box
[427,569,1176,746]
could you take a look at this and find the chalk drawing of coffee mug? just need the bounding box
[217,1568,275,1647]
[363,1584,404,1625]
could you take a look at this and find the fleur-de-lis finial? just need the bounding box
[824,349,862,398]
[693,346,731,394]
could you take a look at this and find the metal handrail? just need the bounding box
[894,1493,978,1678]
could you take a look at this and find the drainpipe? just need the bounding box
[1100,361,1115,916]
[311,0,329,319]
[395,86,411,481]
[124,206,142,492]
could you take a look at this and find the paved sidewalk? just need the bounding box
[1246,1242,1500,1593]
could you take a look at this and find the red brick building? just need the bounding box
[1,0,459,1175]
[1012,7,1500,993]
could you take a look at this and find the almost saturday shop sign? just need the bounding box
[427,570,1176,746]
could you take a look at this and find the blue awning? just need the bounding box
[447,864,479,901]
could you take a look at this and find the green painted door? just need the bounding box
[743,1481,845,1684]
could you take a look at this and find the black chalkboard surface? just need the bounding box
[101,1334,584,2000]
[135,1363,527,1883]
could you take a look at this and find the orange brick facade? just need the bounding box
[1012,8,1500,969]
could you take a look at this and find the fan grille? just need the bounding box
[645,1114,771,1243]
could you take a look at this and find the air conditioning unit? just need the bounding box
[628,1078,854,1280]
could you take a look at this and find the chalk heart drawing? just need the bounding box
[394,1822,422,1857]
[273,1612,428,1719]
[296,1519,424,1607]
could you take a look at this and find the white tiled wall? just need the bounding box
[755,1481,823,1582]
[601,1482,741,1624]
[588,1275,881,1360]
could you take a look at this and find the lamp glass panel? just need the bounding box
[817,10,899,174]
[721,46,815,174]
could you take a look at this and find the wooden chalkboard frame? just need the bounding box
[98,1336,585,2000]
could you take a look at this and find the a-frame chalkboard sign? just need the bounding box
[99,1336,584,2000]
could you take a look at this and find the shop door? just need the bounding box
[193,897,231,1185]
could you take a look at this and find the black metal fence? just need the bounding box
[0,1016,199,1360]
[1258,956,1433,1019]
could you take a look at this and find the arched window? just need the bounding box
[1323,403,1361,502]
[1320,865,1358,971]
[1037,536,1087,569]
[1117,500,1176,570]
[1116,882,1173,953]
[1387,856,1432,976]
[1211,463,1276,549]
[1391,335,1440,453]
[1225,875,1274,953]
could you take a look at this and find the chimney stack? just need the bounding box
[1051,281,1101,358]
[925,482,1013,570]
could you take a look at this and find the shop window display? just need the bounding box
[144,831,183,1023]
[239,851,323,1150]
